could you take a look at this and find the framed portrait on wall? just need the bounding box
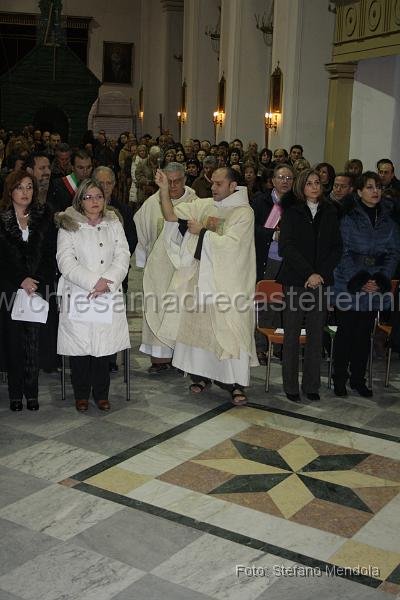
[103,42,134,85]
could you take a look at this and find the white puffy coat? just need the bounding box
[56,207,131,357]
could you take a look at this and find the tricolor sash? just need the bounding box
[63,173,79,197]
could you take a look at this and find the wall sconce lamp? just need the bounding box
[213,110,224,128]
[264,112,278,133]
[177,111,187,124]
[138,85,144,120]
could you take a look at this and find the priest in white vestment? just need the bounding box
[154,167,258,404]
[134,162,198,373]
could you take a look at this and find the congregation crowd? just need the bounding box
[1,123,400,411]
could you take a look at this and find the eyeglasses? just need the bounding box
[333,183,350,189]
[275,175,293,182]
[83,194,104,201]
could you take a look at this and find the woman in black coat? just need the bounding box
[0,170,57,411]
[277,168,342,403]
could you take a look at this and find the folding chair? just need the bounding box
[324,324,336,389]
[369,279,399,388]
[255,280,307,392]
[61,348,131,401]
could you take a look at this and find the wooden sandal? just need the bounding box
[189,381,211,394]
[231,388,248,406]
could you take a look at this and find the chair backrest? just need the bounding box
[391,279,399,295]
[255,280,284,304]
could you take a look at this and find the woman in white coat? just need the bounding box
[56,178,130,412]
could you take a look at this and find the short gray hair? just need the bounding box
[203,156,216,167]
[92,165,116,186]
[149,145,161,157]
[163,162,185,176]
[273,163,294,178]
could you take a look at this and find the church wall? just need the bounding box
[271,0,335,164]
[218,0,272,148]
[349,56,400,171]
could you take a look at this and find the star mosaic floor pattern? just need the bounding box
[0,268,399,599]
[1,346,399,599]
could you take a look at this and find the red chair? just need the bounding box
[369,279,399,388]
[255,280,307,392]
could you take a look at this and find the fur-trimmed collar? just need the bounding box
[55,205,123,231]
[279,190,334,214]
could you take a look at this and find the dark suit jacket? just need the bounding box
[251,190,275,281]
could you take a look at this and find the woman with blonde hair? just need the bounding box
[56,177,130,412]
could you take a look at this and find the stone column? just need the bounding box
[324,62,358,171]
[218,0,272,146]
[161,0,184,138]
[181,0,219,142]
[138,0,183,138]
[270,0,335,162]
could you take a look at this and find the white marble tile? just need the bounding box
[0,484,123,541]
[298,402,383,428]
[0,542,144,600]
[121,448,189,477]
[104,406,196,434]
[204,503,345,562]
[0,440,107,482]
[152,534,291,600]
[136,403,204,422]
[352,492,400,554]
[127,479,229,521]
[0,406,97,438]
[171,414,249,452]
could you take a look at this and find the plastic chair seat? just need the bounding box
[257,327,307,346]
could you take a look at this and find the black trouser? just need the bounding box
[190,373,243,391]
[333,310,376,386]
[282,286,328,395]
[69,355,111,401]
[4,317,40,400]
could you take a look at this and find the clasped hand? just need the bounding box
[188,216,218,235]
[304,273,324,289]
[21,277,39,295]
[362,280,379,293]
[87,277,113,299]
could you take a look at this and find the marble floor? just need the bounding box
[0,271,400,600]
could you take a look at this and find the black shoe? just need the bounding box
[109,362,119,373]
[10,400,23,412]
[286,393,301,403]
[350,383,373,398]
[333,383,348,397]
[27,399,39,411]
[306,393,320,401]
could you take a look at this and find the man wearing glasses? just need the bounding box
[252,164,295,362]
[252,164,295,281]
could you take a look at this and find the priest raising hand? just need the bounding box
[155,166,258,407]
